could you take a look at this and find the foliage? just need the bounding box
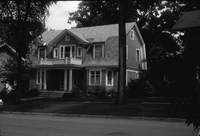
[0,57,31,93]
[24,88,39,97]
[71,86,82,98]
[88,86,108,99]
[127,78,154,98]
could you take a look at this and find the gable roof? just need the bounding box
[41,22,138,45]
[172,10,200,31]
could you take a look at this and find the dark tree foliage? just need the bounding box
[0,1,55,102]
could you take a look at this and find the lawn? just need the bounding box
[1,97,189,119]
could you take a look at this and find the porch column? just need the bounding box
[43,69,47,90]
[64,69,68,91]
[69,69,72,91]
[39,69,42,90]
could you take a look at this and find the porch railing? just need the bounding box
[40,58,82,65]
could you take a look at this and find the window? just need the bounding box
[38,47,46,60]
[130,30,134,40]
[77,47,82,57]
[53,48,58,58]
[60,46,64,59]
[106,70,113,86]
[37,71,40,84]
[65,36,70,41]
[135,72,139,79]
[136,48,140,62]
[94,44,103,58]
[89,70,101,85]
[126,45,128,60]
[60,45,75,59]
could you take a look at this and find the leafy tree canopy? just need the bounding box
[0,1,55,57]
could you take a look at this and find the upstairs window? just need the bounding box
[126,45,128,60]
[53,48,58,58]
[94,44,103,58]
[136,48,140,62]
[38,47,46,60]
[60,45,75,59]
[65,36,70,41]
[130,30,134,40]
[77,47,82,57]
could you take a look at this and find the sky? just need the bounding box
[45,1,81,30]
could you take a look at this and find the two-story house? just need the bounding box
[29,22,147,93]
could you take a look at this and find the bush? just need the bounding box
[152,81,171,96]
[71,86,82,98]
[24,88,39,97]
[88,86,107,99]
[127,78,154,98]
[0,88,16,101]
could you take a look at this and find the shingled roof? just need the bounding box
[42,22,135,45]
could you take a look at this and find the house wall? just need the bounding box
[126,26,142,70]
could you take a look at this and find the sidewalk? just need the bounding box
[0,111,185,123]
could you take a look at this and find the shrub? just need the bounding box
[127,78,154,98]
[152,81,171,96]
[88,86,107,99]
[71,86,82,98]
[24,88,39,97]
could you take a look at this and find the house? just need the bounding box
[29,22,147,93]
[0,44,16,92]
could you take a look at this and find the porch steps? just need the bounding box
[38,91,64,98]
[48,91,65,98]
[38,91,50,98]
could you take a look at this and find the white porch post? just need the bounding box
[64,69,68,91]
[69,69,72,91]
[43,69,47,90]
[39,69,42,90]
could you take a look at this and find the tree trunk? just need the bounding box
[116,1,127,105]
[16,44,22,104]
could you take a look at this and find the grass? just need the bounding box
[1,97,189,119]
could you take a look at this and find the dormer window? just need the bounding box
[65,36,70,41]
[93,44,104,58]
[38,47,46,60]
[130,30,134,40]
[53,48,58,58]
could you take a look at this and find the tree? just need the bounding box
[0,1,55,103]
[116,1,126,105]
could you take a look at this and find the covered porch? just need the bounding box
[38,68,84,92]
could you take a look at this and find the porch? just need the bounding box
[38,68,85,92]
